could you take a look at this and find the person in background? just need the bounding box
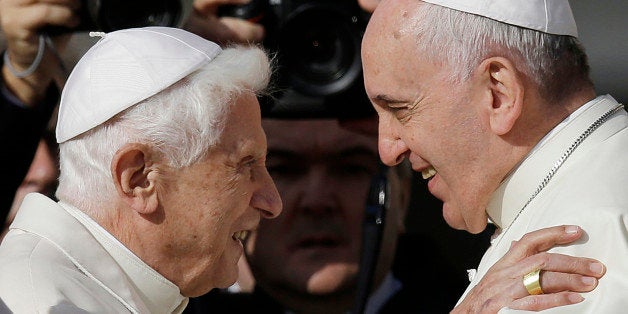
[1,130,59,241]
[0,27,282,312]
[0,0,70,223]
[362,0,624,312]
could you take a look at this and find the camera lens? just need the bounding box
[277,4,363,96]
[88,0,188,32]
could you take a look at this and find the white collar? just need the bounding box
[487,95,621,229]
[60,202,188,313]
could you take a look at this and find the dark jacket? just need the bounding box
[0,55,58,227]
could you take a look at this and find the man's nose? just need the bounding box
[253,168,283,219]
[297,170,337,216]
[378,117,409,166]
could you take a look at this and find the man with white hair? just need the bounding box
[362,0,626,312]
[0,27,282,313]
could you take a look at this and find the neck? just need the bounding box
[492,88,597,195]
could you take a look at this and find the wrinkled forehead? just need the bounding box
[362,0,422,70]
[218,93,267,154]
[362,3,426,102]
[363,0,420,42]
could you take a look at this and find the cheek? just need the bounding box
[215,173,253,211]
[337,188,368,245]
[185,184,244,244]
[342,197,366,228]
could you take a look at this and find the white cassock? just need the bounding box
[0,193,188,313]
[458,95,628,313]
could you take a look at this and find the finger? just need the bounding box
[184,14,264,44]
[3,6,78,68]
[526,252,606,279]
[512,270,599,298]
[501,225,583,264]
[511,251,606,278]
[30,3,81,30]
[2,3,80,37]
[509,292,584,311]
[500,252,605,298]
[540,272,599,293]
[219,17,265,42]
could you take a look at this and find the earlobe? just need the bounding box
[111,144,159,214]
[481,57,524,135]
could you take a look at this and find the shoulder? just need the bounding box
[0,231,121,312]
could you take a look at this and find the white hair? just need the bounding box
[412,2,593,102]
[56,45,272,216]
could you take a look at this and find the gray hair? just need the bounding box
[413,2,593,103]
[56,45,272,215]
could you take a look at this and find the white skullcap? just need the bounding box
[56,26,222,143]
[421,0,578,37]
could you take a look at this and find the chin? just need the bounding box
[306,278,352,295]
[215,264,239,290]
[466,220,489,234]
[181,281,214,298]
[442,203,467,231]
[187,261,238,297]
[305,265,357,294]
[442,201,489,234]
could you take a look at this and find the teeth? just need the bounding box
[233,230,249,242]
[421,166,437,180]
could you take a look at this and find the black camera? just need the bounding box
[220,0,374,119]
[50,0,193,33]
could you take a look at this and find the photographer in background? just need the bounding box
[0,0,266,231]
[0,0,74,229]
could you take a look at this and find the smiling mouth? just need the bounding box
[232,230,249,243]
[421,166,437,179]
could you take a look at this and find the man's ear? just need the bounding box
[111,144,159,214]
[478,57,524,135]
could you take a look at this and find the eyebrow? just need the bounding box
[241,148,268,163]
[372,94,406,106]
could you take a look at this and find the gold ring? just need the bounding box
[523,268,544,295]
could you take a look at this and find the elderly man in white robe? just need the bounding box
[0,27,282,313]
